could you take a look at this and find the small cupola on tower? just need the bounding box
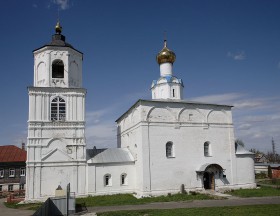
[33,21,83,88]
[151,40,184,100]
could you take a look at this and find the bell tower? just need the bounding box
[151,40,184,100]
[26,22,87,200]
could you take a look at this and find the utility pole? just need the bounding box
[67,183,70,216]
[272,137,275,163]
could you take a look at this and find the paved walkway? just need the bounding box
[86,196,280,213]
[1,196,280,215]
[0,198,35,216]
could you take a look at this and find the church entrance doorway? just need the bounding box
[203,172,214,190]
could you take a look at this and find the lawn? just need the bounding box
[97,204,280,216]
[226,186,280,197]
[76,193,217,207]
[4,201,42,210]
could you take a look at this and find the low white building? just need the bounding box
[25,22,255,201]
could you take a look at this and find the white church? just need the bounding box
[25,22,256,201]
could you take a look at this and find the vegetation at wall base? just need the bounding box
[96,204,280,216]
[258,179,280,186]
[4,201,43,210]
[226,186,280,197]
[76,193,217,207]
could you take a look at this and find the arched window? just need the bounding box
[51,97,66,121]
[121,173,127,185]
[52,59,64,78]
[204,142,211,156]
[166,142,174,157]
[172,89,175,97]
[104,174,112,186]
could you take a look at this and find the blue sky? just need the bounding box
[0,0,279,153]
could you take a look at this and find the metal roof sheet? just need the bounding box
[0,145,26,162]
[235,145,254,155]
[87,148,134,164]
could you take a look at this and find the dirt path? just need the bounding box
[0,198,35,216]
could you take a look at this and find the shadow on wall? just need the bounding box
[221,177,230,185]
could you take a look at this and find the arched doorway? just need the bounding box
[203,172,215,190]
[197,163,224,191]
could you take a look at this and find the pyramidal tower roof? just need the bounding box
[33,21,82,54]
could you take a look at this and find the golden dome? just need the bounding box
[156,40,176,64]
[55,21,62,34]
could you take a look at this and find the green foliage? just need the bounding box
[97,204,280,216]
[255,173,267,179]
[259,179,280,185]
[76,193,215,207]
[226,186,280,197]
[249,148,263,154]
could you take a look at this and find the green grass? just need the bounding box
[226,186,280,197]
[97,204,280,216]
[76,193,216,207]
[4,201,42,211]
[259,179,280,185]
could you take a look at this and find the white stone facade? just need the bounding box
[26,32,87,200]
[25,28,255,201]
[116,100,255,196]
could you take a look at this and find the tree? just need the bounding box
[249,148,263,154]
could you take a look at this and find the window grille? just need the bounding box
[51,97,66,121]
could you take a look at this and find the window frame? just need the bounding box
[19,184,24,190]
[8,184,13,192]
[0,169,4,178]
[104,174,112,187]
[51,96,66,121]
[20,167,25,176]
[166,141,174,158]
[9,168,15,177]
[120,173,127,186]
[204,142,211,157]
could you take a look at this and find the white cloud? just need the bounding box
[86,121,117,149]
[238,123,251,130]
[189,93,243,105]
[85,90,148,149]
[191,92,280,152]
[86,90,280,153]
[53,0,69,10]
[227,51,246,60]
